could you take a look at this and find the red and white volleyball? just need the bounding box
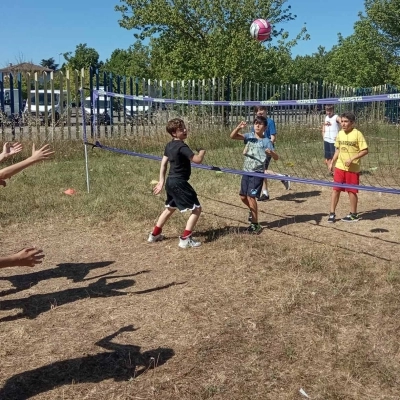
[250,19,272,42]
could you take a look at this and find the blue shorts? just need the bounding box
[324,141,336,160]
[240,174,264,198]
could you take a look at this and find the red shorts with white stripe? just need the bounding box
[333,168,360,193]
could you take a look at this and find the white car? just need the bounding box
[24,90,67,125]
[84,96,112,125]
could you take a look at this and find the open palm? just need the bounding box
[3,142,23,156]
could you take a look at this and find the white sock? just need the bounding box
[263,190,269,196]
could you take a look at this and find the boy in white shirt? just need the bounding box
[322,105,341,171]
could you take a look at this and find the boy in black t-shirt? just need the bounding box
[148,118,206,248]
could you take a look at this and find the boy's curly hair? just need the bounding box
[166,118,185,136]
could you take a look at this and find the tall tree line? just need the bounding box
[59,0,400,88]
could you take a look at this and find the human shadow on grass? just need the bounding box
[274,190,322,204]
[360,208,400,221]
[0,325,175,400]
[0,261,115,296]
[0,261,146,297]
[0,277,137,322]
[259,212,327,228]
[196,226,265,243]
[133,281,187,294]
[197,226,237,243]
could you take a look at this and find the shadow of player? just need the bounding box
[0,261,119,297]
[0,277,135,322]
[0,325,174,400]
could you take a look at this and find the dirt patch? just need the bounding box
[1,184,400,399]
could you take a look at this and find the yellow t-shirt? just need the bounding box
[334,128,368,172]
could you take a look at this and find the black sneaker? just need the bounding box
[246,223,263,235]
[327,213,336,223]
[258,193,269,201]
[281,175,291,190]
[248,210,252,222]
[341,213,360,222]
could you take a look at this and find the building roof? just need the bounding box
[0,62,53,74]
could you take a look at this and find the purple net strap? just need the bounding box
[93,90,400,107]
[93,142,400,195]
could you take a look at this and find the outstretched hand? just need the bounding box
[120,325,136,333]
[30,144,55,162]
[1,142,23,159]
[13,247,45,267]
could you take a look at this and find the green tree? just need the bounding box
[289,46,331,83]
[365,0,400,54]
[104,41,152,78]
[325,18,391,87]
[40,57,59,71]
[116,0,308,81]
[63,43,102,71]
[364,0,400,85]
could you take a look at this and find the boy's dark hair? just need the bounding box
[340,111,356,122]
[254,105,268,113]
[253,115,267,126]
[325,105,334,112]
[166,118,185,136]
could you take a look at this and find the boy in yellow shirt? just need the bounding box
[328,111,368,222]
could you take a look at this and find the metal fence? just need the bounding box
[0,68,399,140]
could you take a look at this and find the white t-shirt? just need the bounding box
[323,114,340,143]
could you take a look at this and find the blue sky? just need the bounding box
[1,0,365,68]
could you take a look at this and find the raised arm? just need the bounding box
[191,149,206,164]
[0,142,23,163]
[230,121,247,140]
[0,144,54,181]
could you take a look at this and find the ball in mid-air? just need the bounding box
[250,19,272,42]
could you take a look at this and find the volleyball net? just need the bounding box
[82,88,400,194]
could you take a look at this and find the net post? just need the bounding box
[81,87,90,193]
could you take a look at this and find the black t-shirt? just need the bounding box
[164,140,194,181]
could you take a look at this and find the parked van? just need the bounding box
[84,94,112,125]
[124,97,150,116]
[125,97,165,125]
[24,90,67,125]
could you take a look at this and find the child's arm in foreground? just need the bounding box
[0,144,54,181]
[344,148,368,168]
[0,142,23,163]
[266,148,279,161]
[191,149,206,164]
[153,156,169,195]
[230,121,247,140]
[0,247,44,268]
[328,148,340,171]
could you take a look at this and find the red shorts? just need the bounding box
[333,168,360,193]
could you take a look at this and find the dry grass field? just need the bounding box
[0,138,400,400]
